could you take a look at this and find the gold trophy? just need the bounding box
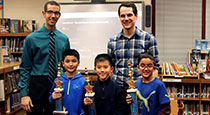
[84,67,96,115]
[53,63,68,114]
[126,61,139,115]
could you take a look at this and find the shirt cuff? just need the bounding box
[20,87,28,97]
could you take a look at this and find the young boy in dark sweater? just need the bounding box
[84,53,127,115]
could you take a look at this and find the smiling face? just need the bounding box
[137,58,155,82]
[42,4,61,31]
[62,56,80,78]
[94,60,113,82]
[119,6,138,31]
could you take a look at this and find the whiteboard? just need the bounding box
[57,3,144,71]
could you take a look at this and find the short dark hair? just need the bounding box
[62,49,80,61]
[118,2,137,16]
[138,52,155,65]
[44,1,60,11]
[94,53,112,67]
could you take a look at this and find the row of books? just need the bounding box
[201,84,210,99]
[10,55,22,63]
[0,37,25,52]
[183,103,200,115]
[200,103,210,115]
[6,92,21,113]
[167,84,210,99]
[166,84,200,98]
[0,18,36,33]
[162,62,198,76]
[5,72,20,94]
[183,103,210,115]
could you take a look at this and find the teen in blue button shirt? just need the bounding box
[18,1,70,115]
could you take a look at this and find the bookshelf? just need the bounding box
[0,62,26,115]
[0,33,30,63]
[161,51,210,114]
[0,33,30,37]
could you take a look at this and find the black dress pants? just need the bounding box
[27,76,55,115]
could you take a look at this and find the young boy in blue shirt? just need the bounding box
[49,49,86,115]
[126,52,171,115]
[84,54,127,115]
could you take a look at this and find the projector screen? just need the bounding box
[57,3,144,71]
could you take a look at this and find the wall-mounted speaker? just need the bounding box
[145,5,152,28]
[92,0,105,3]
[144,5,152,33]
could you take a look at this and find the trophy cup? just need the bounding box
[53,63,68,115]
[84,67,96,115]
[126,61,139,115]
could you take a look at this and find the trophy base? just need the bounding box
[54,88,64,92]
[53,111,68,115]
[85,92,95,97]
[127,88,137,93]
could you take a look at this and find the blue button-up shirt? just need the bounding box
[107,28,159,86]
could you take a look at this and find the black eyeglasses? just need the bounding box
[45,10,61,16]
[139,64,154,69]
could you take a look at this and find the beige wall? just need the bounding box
[4,0,151,29]
[4,0,48,29]
[106,0,151,5]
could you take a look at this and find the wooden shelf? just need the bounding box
[0,62,20,74]
[162,78,200,83]
[174,97,200,101]
[5,88,20,95]
[201,98,210,101]
[0,33,30,37]
[10,52,23,54]
[189,50,209,54]
[0,68,4,74]
[200,79,210,83]
[162,75,198,77]
[1,62,21,73]
[6,107,23,115]
[181,79,200,83]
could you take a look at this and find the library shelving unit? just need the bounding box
[161,51,210,115]
[0,62,26,115]
[0,33,30,115]
[0,33,30,63]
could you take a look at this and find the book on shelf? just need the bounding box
[0,18,11,33]
[199,59,207,73]
[0,80,5,101]
[186,62,194,75]
[22,20,36,32]
[10,19,21,33]
[0,46,10,63]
